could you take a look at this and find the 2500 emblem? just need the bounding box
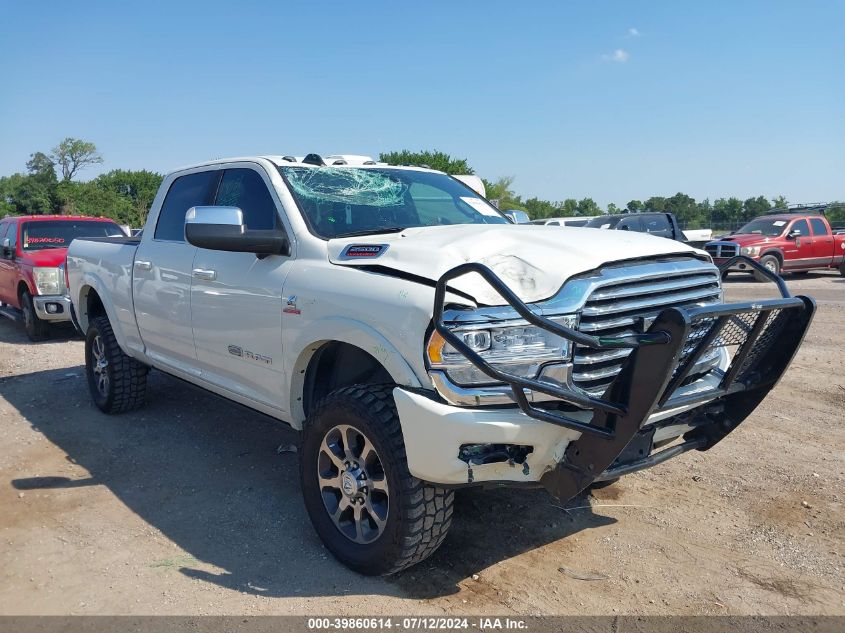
[228,345,272,365]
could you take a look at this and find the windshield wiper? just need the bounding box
[334,226,407,238]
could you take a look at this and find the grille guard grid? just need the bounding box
[433,256,813,441]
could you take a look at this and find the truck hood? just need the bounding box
[327,225,703,305]
[18,247,68,267]
[712,234,779,246]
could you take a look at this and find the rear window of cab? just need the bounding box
[20,220,125,251]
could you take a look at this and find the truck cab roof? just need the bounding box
[3,214,116,222]
[170,154,443,175]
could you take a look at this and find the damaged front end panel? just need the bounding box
[432,256,816,505]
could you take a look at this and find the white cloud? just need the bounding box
[602,49,630,63]
[628,27,641,37]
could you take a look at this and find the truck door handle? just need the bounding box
[192,268,217,281]
[135,260,152,271]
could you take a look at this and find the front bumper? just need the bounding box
[33,294,73,322]
[395,364,731,487]
[713,256,759,272]
[417,256,815,503]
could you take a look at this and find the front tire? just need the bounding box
[754,254,781,282]
[300,385,454,575]
[85,316,148,413]
[21,290,49,341]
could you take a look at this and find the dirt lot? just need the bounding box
[0,272,842,616]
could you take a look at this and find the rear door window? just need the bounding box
[809,218,829,236]
[617,217,644,232]
[643,214,673,237]
[214,168,279,231]
[154,171,219,242]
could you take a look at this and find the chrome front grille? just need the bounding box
[704,242,739,258]
[573,263,722,396]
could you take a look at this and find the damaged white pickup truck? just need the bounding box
[67,154,815,575]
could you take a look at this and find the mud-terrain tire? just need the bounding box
[300,384,454,575]
[85,315,148,413]
[21,290,49,341]
[754,254,781,282]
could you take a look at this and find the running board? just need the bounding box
[0,306,22,322]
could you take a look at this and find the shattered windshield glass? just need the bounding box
[279,166,508,239]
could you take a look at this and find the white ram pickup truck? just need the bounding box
[67,154,815,575]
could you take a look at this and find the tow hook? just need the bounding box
[458,443,533,483]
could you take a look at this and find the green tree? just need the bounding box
[626,199,643,212]
[481,176,526,211]
[378,150,473,175]
[26,152,57,183]
[51,137,103,181]
[743,195,772,220]
[576,197,601,216]
[56,180,134,223]
[606,202,620,214]
[826,201,845,225]
[644,196,667,212]
[664,192,699,227]
[561,199,578,216]
[770,195,789,211]
[92,169,163,225]
[0,172,55,215]
[524,197,560,219]
[712,197,744,229]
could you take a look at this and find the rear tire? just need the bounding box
[85,316,148,413]
[840,261,845,277]
[300,385,454,575]
[21,290,49,342]
[754,255,781,282]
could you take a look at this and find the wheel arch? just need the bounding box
[74,280,132,353]
[17,279,32,301]
[760,249,784,265]
[288,320,423,429]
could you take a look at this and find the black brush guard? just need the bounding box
[433,256,816,503]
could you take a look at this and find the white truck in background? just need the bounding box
[66,153,815,575]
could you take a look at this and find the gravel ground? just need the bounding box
[0,271,843,615]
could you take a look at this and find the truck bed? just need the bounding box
[67,235,144,353]
[73,235,142,246]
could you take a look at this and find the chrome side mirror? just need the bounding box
[184,206,290,256]
[505,210,531,224]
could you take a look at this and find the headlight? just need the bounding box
[426,315,577,386]
[32,267,65,295]
[740,246,761,257]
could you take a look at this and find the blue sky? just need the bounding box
[1,1,842,207]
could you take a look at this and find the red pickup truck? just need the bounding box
[0,215,126,340]
[706,213,845,280]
